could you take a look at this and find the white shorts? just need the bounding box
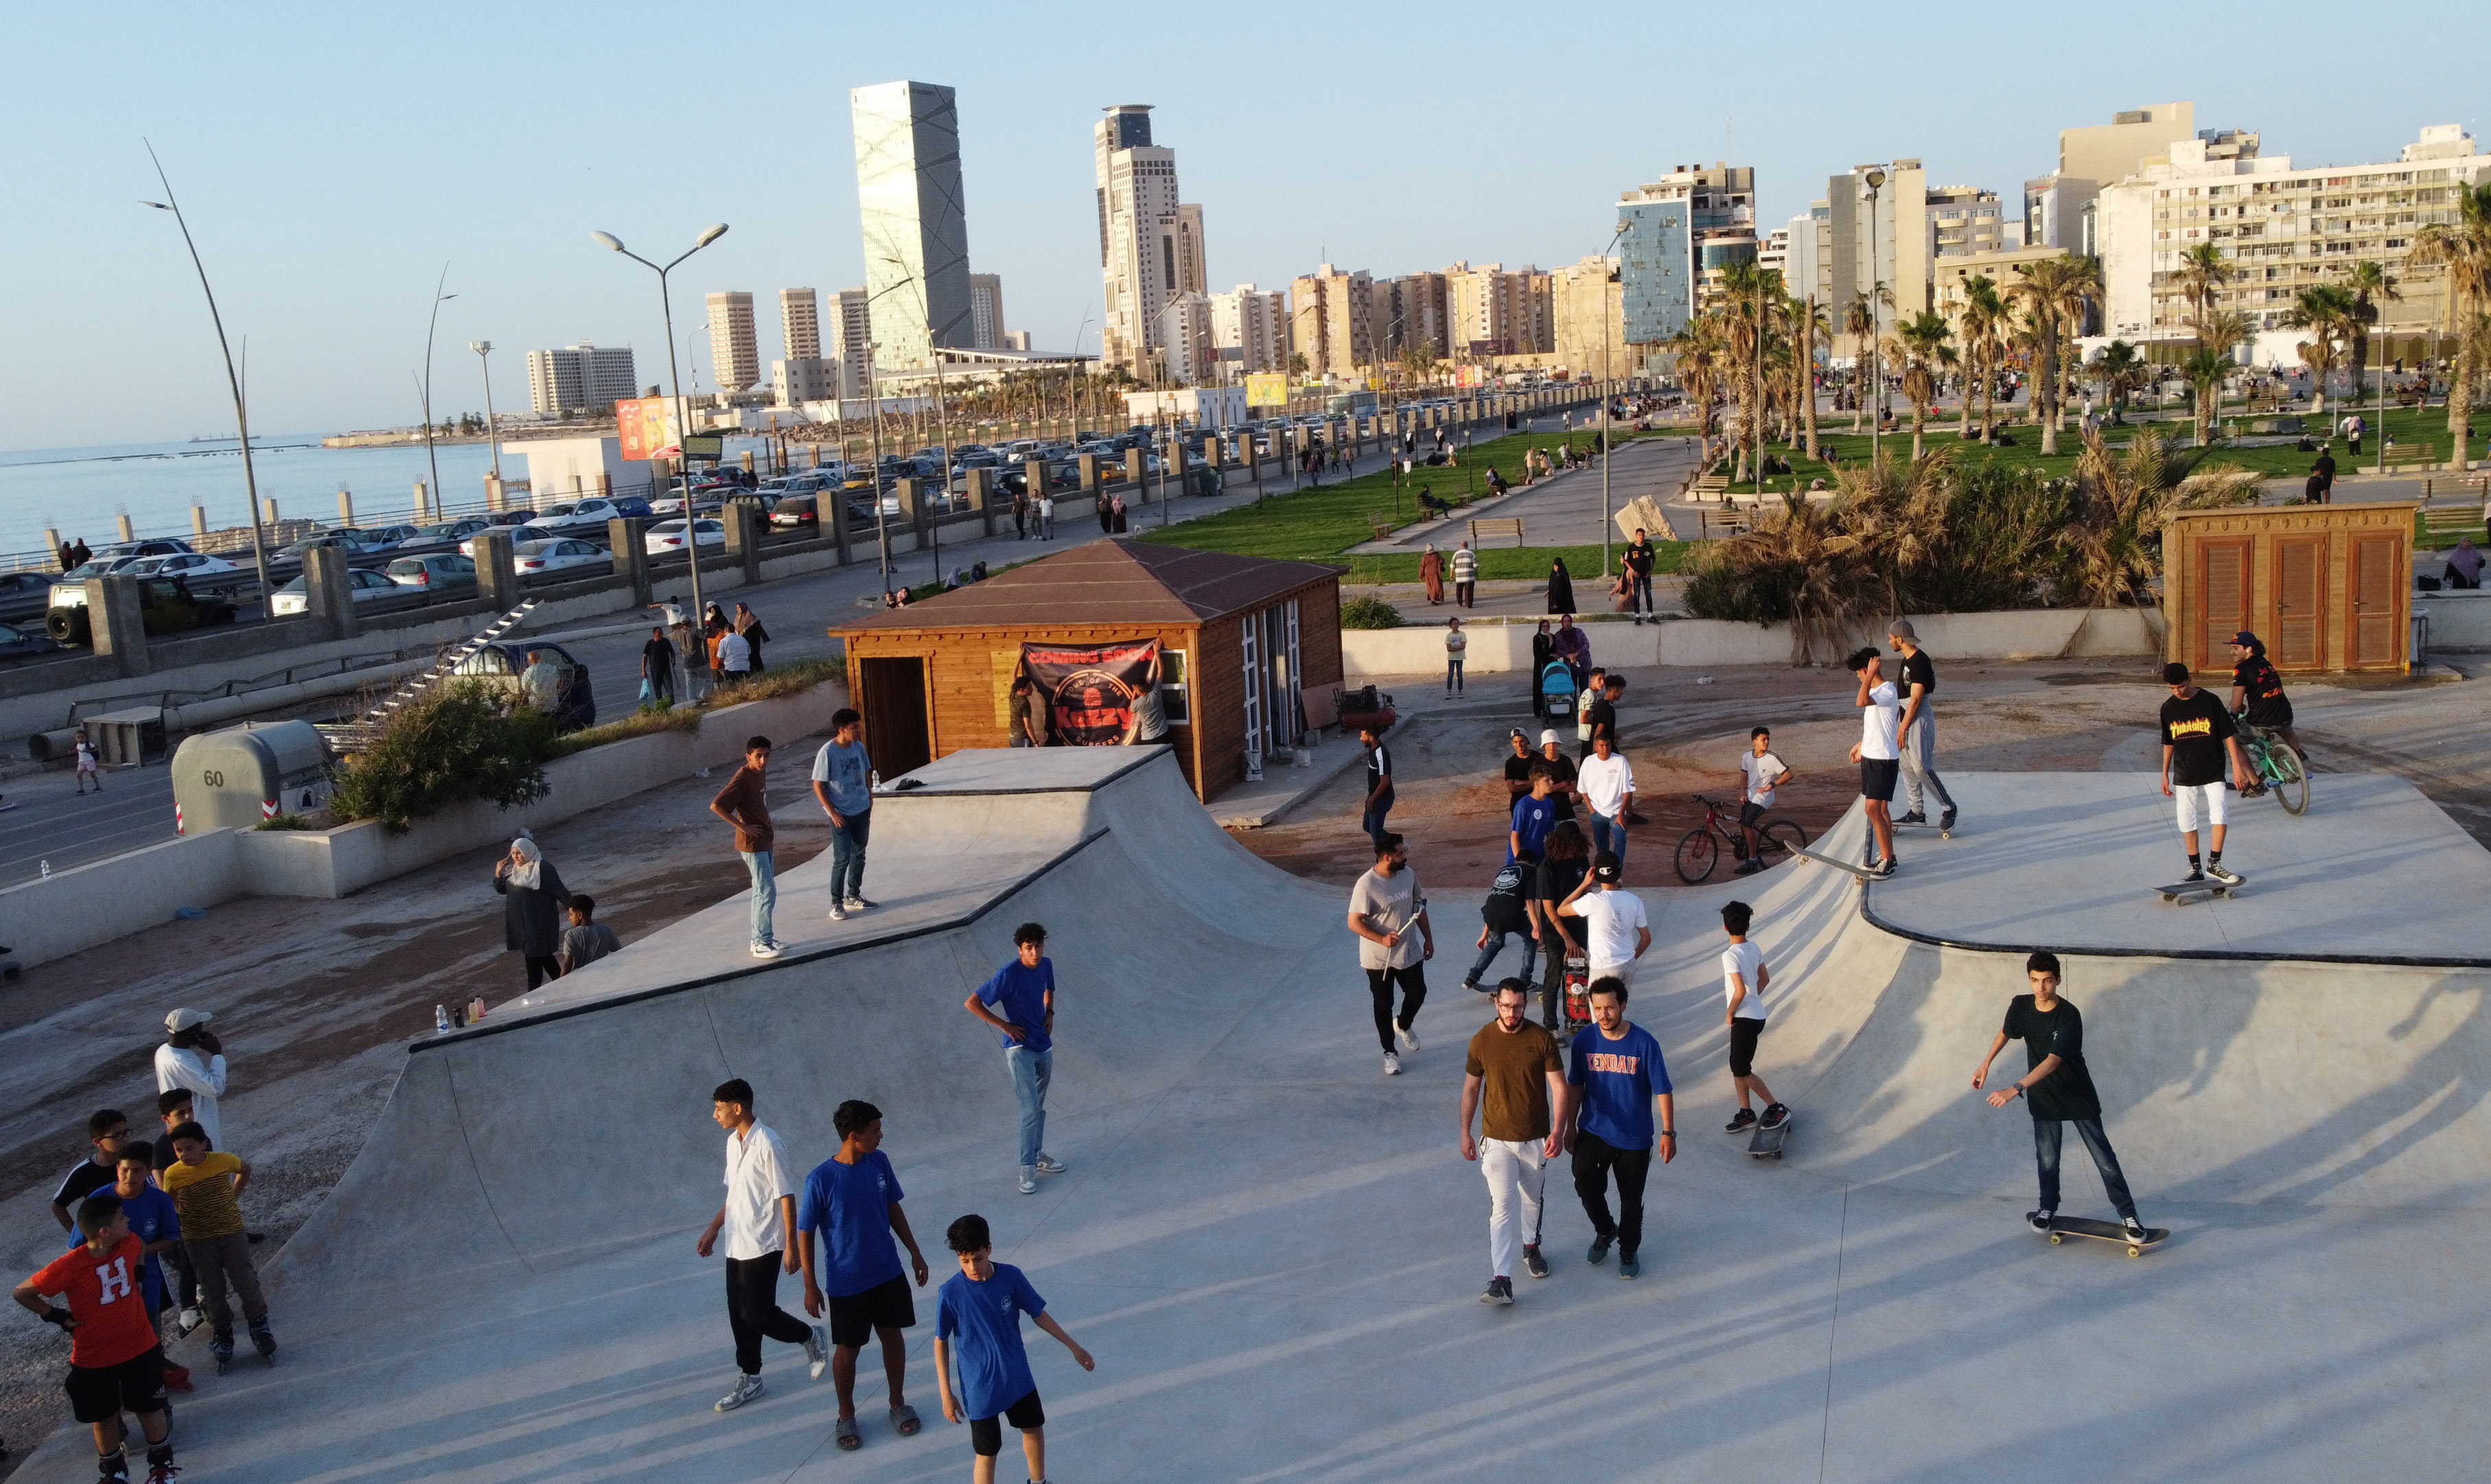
[2173,781,2229,833]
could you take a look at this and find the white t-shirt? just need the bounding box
[1446,628,1468,655]
[1577,753,1634,818]
[716,630,752,673]
[1722,941,1768,1019]
[1859,680,1901,761]
[1740,750,1788,807]
[719,1122,797,1261]
[1569,888,1648,968]
[1349,867,1423,971]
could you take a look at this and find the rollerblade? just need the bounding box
[250,1319,277,1365]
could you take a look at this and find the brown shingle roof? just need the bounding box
[833,540,1341,631]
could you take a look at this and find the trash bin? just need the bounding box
[170,720,333,833]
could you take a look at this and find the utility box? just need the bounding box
[171,720,334,833]
[2164,504,2418,675]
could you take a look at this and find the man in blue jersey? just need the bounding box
[965,924,1065,1195]
[1563,977,1675,1279]
[797,1100,931,1452]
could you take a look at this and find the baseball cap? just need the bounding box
[1540,729,1557,745]
[1592,853,1623,882]
[1886,618,1917,640]
[165,1008,213,1034]
[2229,631,2260,648]
[1509,727,1528,741]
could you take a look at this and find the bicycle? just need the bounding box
[2236,718,2309,816]
[1675,794,1809,884]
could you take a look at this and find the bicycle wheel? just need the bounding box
[1674,827,1719,884]
[1759,820,1809,863]
[2267,745,2309,816]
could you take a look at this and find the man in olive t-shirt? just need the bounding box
[1972,951,2146,1240]
[1461,980,1566,1305]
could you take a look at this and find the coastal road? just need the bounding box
[0,762,176,888]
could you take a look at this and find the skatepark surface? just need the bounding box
[23,751,2491,1483]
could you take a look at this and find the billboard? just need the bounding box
[1019,640,1167,746]
[616,397,679,461]
[1245,373,1288,408]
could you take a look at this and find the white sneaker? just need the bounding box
[805,1325,829,1380]
[176,1308,204,1336]
[827,903,848,921]
[1397,1022,1421,1054]
[715,1373,765,1412]
[1017,1167,1038,1194]
[1032,1153,1066,1174]
[1382,1051,1402,1076]
[751,942,783,959]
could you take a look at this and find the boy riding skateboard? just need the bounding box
[2158,662,2253,887]
[1971,951,2149,1244]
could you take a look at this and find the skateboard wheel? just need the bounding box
[2049,1233,2063,1244]
[2127,1247,2141,1258]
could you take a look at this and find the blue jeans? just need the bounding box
[1467,928,1538,988]
[1590,813,1627,865]
[1362,789,1393,846]
[1630,572,1653,614]
[2032,1116,2137,1220]
[741,850,776,948]
[830,809,870,903]
[1007,1045,1052,1168]
[1446,657,1464,693]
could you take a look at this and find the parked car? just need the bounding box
[384,553,477,592]
[534,498,627,535]
[484,508,540,527]
[512,538,613,579]
[268,566,402,615]
[47,556,155,609]
[460,526,553,556]
[0,570,57,622]
[0,618,63,662]
[415,518,491,546]
[769,495,820,533]
[609,496,656,520]
[126,553,247,591]
[45,577,235,642]
[644,518,727,555]
[450,639,595,731]
[358,524,427,550]
[277,533,368,561]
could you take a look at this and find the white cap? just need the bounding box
[1540,729,1558,745]
[165,1008,213,1033]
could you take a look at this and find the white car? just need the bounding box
[125,553,244,582]
[533,499,625,534]
[268,566,401,615]
[512,538,613,578]
[460,526,553,556]
[644,518,726,555]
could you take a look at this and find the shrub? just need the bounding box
[1340,594,1404,629]
[329,680,559,834]
[254,813,312,831]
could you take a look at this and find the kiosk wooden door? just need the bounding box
[2269,535,2326,669]
[857,657,932,776]
[2348,535,2401,668]
[2194,537,2253,671]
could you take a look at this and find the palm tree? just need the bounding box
[1952,275,2007,439]
[2096,339,2146,424]
[2184,311,2254,444]
[2410,181,2491,467]
[1664,316,1727,454]
[2342,260,2402,396]
[2009,255,2102,455]
[1788,294,1828,459]
[2173,242,2233,339]
[1719,264,1785,472]
[1888,311,1958,459]
[1842,290,1880,432]
[2285,284,2359,414]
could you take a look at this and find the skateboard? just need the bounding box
[1794,847,1882,882]
[1747,1111,1792,1159]
[1560,956,1591,1035]
[2155,877,2244,905]
[1892,816,1952,839]
[2043,1214,2169,1258]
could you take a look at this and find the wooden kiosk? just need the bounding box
[2163,503,2418,675]
[830,540,1344,803]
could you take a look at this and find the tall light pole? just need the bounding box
[470,340,503,486]
[1863,168,1888,462]
[141,145,273,608]
[1599,222,1627,578]
[881,258,956,582]
[419,269,455,522]
[592,223,728,660]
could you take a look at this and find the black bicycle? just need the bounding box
[1676,794,1809,883]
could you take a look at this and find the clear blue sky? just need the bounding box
[4,1,2481,449]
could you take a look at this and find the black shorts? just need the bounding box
[1728,1016,1764,1078]
[1858,757,1899,802]
[969,1387,1045,1455]
[2247,704,2293,732]
[1738,800,1768,829]
[826,1273,916,1349]
[66,1345,166,1424]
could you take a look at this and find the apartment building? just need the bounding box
[1618,194,1692,346]
[1617,163,1757,323]
[705,291,759,392]
[1155,292,1215,385]
[1551,256,1627,380]
[772,357,835,407]
[525,343,638,416]
[2024,103,2199,254]
[829,287,874,399]
[1290,264,1374,378]
[1207,284,1290,375]
[969,274,1008,349]
[1822,159,1930,356]
[1374,272,1449,360]
[1096,104,1209,375]
[1927,186,2010,262]
[778,288,820,361]
[1445,262,1551,358]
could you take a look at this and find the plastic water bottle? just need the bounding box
[435,1004,451,1034]
[38,859,49,880]
[870,769,881,793]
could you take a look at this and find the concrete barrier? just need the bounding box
[1343,607,2159,676]
[2417,591,2491,651]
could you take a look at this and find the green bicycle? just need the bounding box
[2238,719,2309,816]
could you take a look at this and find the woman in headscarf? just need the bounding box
[2446,535,2484,590]
[493,835,572,990]
[1529,619,1553,706]
[732,602,769,673]
[1420,544,1444,605]
[1552,616,1591,695]
[1546,557,1576,617]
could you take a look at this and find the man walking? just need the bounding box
[1358,725,1395,848]
[1564,978,1674,1279]
[1037,490,1055,540]
[811,709,875,920]
[710,736,783,958]
[1623,527,1658,624]
[1576,732,1634,866]
[1846,648,1902,877]
[1450,540,1478,609]
[1886,620,1956,834]
[1579,675,1621,760]
[796,1100,931,1451]
[1349,833,1431,1075]
[1461,979,1566,1305]
[964,924,1065,1194]
[1556,853,1650,993]
[642,625,678,705]
[2159,662,2252,886]
[697,1078,828,1412]
[1973,951,2150,1243]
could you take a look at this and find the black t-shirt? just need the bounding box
[2002,995,2102,1122]
[2160,688,2236,787]
[52,1157,116,1211]
[1366,743,1392,793]
[1503,754,1536,796]
[642,637,675,673]
[1583,697,1617,748]
[1538,753,1577,820]
[1897,649,1936,704]
[1534,857,1589,944]
[1624,540,1656,578]
[2231,656,2292,727]
[1483,859,1532,933]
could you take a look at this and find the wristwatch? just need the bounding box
[1660,1128,1676,1138]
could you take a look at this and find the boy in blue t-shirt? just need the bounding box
[1563,977,1675,1280]
[798,1100,931,1451]
[1509,765,1559,863]
[965,923,1063,1195]
[934,1213,1094,1484]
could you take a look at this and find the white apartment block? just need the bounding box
[525,343,638,415]
[1207,284,1290,375]
[772,357,835,407]
[829,288,874,400]
[1926,186,2009,262]
[706,291,759,391]
[778,288,820,360]
[1096,104,1209,375]
[2097,124,2489,356]
[969,274,1008,349]
[1156,292,1214,385]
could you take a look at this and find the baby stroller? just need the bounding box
[1538,660,1578,723]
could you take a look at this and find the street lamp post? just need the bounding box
[470,340,503,489]
[142,146,274,609]
[591,223,728,677]
[1864,168,1888,462]
[1599,222,1627,579]
[419,269,455,522]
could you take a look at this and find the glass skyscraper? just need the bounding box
[850,80,975,371]
[1617,197,1692,346]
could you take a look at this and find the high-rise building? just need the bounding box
[524,343,638,416]
[1617,164,1757,319]
[1207,284,1290,375]
[969,274,1008,349]
[778,288,820,360]
[1784,204,1833,310]
[1096,104,1209,374]
[1617,195,1692,346]
[1757,227,1790,279]
[1551,257,1626,380]
[1925,186,2010,264]
[2026,103,2198,254]
[1290,264,1374,378]
[1445,262,1550,357]
[1156,292,1215,385]
[852,80,975,370]
[1822,159,1931,355]
[706,291,758,392]
[1374,272,1448,360]
[829,288,874,399]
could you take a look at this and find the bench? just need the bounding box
[1688,472,1730,502]
[1469,517,1525,548]
[2422,504,2481,540]
[1700,508,1750,539]
[2380,447,2442,496]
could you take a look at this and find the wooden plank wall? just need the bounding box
[2166,505,2415,673]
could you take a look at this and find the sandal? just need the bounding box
[891,1404,922,1437]
[836,1416,861,1451]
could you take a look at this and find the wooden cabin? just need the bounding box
[2164,504,2417,674]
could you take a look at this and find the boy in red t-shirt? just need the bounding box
[14,1193,177,1483]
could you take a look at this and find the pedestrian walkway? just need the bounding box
[1347,436,1704,554]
